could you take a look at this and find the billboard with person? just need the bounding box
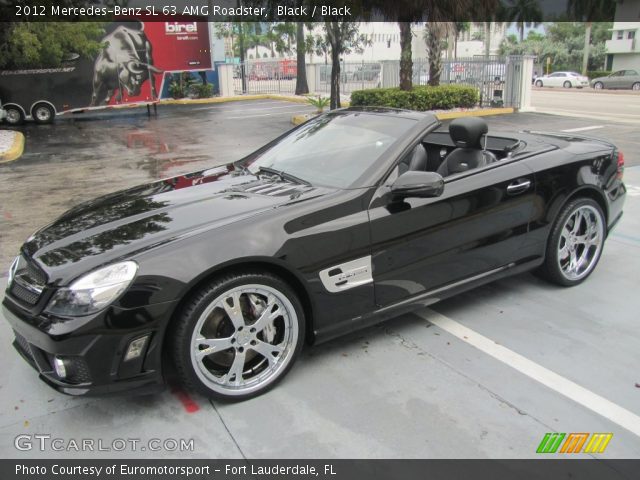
[0,19,211,124]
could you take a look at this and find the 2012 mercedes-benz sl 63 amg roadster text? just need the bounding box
[2,108,626,400]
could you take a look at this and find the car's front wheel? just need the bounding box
[537,198,606,286]
[535,80,543,87]
[593,81,604,90]
[632,82,640,91]
[171,271,305,401]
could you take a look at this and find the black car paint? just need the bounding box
[2,108,625,396]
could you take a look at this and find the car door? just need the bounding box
[624,70,640,89]
[368,154,537,308]
[607,70,624,88]
[549,72,565,87]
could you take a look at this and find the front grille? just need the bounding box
[9,255,47,306]
[10,282,40,305]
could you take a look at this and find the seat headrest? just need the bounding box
[449,117,488,149]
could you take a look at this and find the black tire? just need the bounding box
[593,82,604,90]
[171,271,305,401]
[535,80,543,87]
[31,103,55,124]
[632,82,640,91]
[563,81,572,88]
[536,198,606,287]
[3,106,24,125]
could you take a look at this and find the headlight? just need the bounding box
[45,261,138,317]
[7,256,19,286]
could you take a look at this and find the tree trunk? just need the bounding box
[330,47,341,109]
[582,22,592,75]
[446,26,454,60]
[398,22,413,91]
[295,21,309,95]
[238,20,247,93]
[426,23,445,87]
[519,24,524,43]
[484,22,491,58]
[326,22,341,110]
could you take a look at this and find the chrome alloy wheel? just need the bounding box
[557,205,604,281]
[189,284,298,396]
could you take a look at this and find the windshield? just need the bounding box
[243,112,417,188]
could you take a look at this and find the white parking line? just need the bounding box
[561,125,604,132]
[423,307,640,438]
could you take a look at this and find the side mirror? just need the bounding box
[390,171,444,199]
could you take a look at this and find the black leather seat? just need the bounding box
[436,118,497,177]
[408,144,429,171]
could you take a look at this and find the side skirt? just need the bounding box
[312,257,544,344]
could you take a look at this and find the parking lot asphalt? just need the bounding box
[0,100,639,459]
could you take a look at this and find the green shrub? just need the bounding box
[350,85,479,111]
[306,95,331,113]
[191,83,214,99]
[168,81,185,99]
[587,70,611,80]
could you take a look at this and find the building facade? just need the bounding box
[605,2,640,71]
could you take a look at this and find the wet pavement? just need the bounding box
[0,100,639,459]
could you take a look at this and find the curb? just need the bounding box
[0,131,25,164]
[291,107,515,126]
[434,107,514,120]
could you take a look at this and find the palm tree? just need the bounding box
[567,0,615,75]
[294,21,309,95]
[424,22,450,86]
[504,0,543,42]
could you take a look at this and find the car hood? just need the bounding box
[23,164,332,282]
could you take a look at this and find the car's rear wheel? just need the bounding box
[3,106,24,125]
[632,82,640,91]
[171,271,305,401]
[563,81,572,88]
[594,82,604,90]
[535,80,543,87]
[537,198,605,286]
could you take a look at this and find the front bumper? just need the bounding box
[2,297,178,396]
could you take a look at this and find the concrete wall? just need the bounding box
[612,54,640,71]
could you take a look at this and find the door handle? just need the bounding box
[506,179,531,195]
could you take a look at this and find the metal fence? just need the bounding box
[233,56,528,108]
[233,60,297,94]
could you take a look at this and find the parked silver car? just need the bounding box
[591,70,640,90]
[534,71,589,88]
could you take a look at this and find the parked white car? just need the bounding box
[534,71,590,89]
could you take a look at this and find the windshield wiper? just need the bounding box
[257,166,312,186]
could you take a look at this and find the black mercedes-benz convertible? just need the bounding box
[3,108,626,400]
